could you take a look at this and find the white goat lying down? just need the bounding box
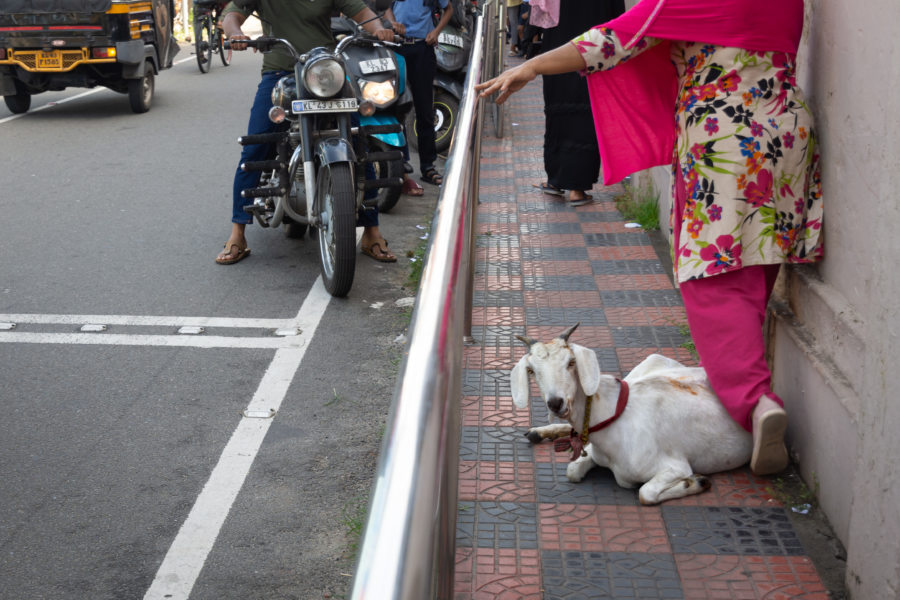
[510,324,753,505]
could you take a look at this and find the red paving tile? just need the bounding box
[523,325,613,348]
[470,306,527,327]
[458,461,535,502]
[523,290,603,308]
[675,555,830,600]
[603,306,688,327]
[539,504,671,553]
[521,260,595,276]
[594,273,676,290]
[587,245,661,260]
[454,548,542,600]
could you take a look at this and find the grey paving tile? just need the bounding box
[477,213,519,224]
[524,308,608,327]
[662,506,806,555]
[458,426,534,463]
[478,192,516,202]
[535,462,640,506]
[600,290,684,307]
[578,211,630,223]
[472,290,524,307]
[475,233,520,248]
[522,276,598,291]
[584,232,652,247]
[542,551,683,600]
[520,247,590,261]
[456,501,475,547]
[471,501,539,549]
[461,369,510,396]
[470,325,528,347]
[519,222,584,235]
[591,259,667,275]
[611,326,692,348]
[476,261,522,277]
[517,200,572,213]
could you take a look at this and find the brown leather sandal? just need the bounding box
[215,240,251,265]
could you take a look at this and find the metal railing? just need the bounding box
[348,2,501,598]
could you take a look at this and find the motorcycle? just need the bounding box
[332,15,413,213]
[406,0,475,154]
[233,22,404,297]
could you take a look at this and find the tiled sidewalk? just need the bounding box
[453,69,831,599]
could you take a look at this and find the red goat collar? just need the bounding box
[554,378,629,462]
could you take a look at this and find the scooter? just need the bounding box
[332,15,413,213]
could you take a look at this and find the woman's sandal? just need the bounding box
[532,181,564,196]
[402,177,424,196]
[420,167,443,186]
[361,239,397,263]
[215,239,250,265]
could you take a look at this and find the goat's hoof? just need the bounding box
[697,475,711,490]
[524,430,543,444]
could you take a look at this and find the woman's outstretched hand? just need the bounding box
[475,63,538,105]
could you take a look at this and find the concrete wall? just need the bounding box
[627,1,900,597]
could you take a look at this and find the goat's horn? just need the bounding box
[558,323,580,342]
[515,334,538,347]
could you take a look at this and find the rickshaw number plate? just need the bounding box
[438,32,464,47]
[359,58,392,74]
[292,98,359,113]
[37,51,62,69]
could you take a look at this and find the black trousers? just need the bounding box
[394,41,438,172]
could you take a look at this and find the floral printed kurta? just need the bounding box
[573,27,824,282]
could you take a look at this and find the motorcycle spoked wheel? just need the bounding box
[372,152,404,213]
[314,162,357,297]
[406,88,459,154]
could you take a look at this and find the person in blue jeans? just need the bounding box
[385,0,453,187]
[215,0,397,264]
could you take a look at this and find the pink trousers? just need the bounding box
[679,265,784,431]
[673,169,784,431]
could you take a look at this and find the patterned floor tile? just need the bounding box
[587,246,661,261]
[611,325,693,348]
[590,259,667,275]
[461,395,531,428]
[524,307,609,327]
[521,260,596,277]
[458,460,536,502]
[535,462,640,506]
[541,551,684,600]
[470,306,527,327]
[595,273,677,291]
[603,306,688,327]
[465,501,539,549]
[520,246,591,261]
[459,426,534,463]
[661,506,805,555]
[454,548,542,600]
[523,290,603,308]
[539,504,671,554]
[675,554,829,599]
[600,289,685,307]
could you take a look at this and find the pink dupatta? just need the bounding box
[584,0,804,184]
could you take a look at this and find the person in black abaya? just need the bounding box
[537,0,625,206]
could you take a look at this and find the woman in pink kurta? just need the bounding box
[476,0,821,476]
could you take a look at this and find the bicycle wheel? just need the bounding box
[217,29,232,66]
[194,16,212,73]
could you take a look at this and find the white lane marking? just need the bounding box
[0,314,295,329]
[144,277,331,600]
[0,53,201,125]
[0,332,303,349]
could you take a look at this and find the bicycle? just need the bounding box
[193,0,231,73]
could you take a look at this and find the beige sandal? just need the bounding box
[215,240,251,265]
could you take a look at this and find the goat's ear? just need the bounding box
[510,355,531,409]
[571,343,601,396]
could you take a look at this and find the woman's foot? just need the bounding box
[402,175,424,196]
[750,395,789,475]
[568,190,593,207]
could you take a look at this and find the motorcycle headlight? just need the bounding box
[302,56,345,99]
[359,79,397,107]
[271,76,297,110]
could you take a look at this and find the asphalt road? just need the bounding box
[0,40,438,600]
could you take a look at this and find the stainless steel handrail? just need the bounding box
[348,2,495,598]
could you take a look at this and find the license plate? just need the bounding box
[291,98,359,114]
[359,58,393,75]
[37,50,62,69]
[438,32,464,47]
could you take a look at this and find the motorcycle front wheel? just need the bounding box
[315,162,357,297]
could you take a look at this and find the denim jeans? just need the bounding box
[231,71,378,228]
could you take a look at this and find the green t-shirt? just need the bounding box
[223,0,368,72]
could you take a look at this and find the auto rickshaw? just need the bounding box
[0,0,179,114]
